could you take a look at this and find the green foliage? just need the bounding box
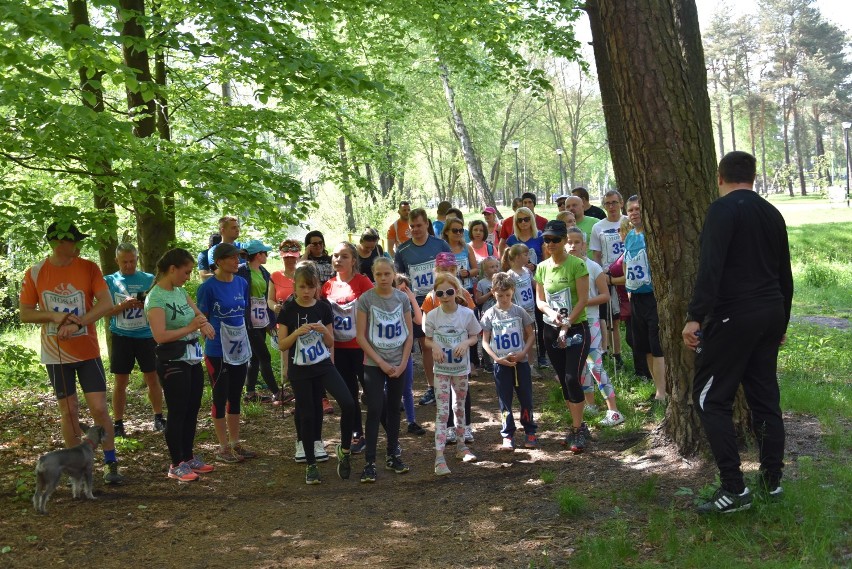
[0,343,41,388]
[539,469,555,484]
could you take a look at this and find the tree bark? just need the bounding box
[585,0,635,196]
[598,0,731,455]
[69,0,119,276]
[439,64,499,211]
[792,102,807,195]
[117,0,171,273]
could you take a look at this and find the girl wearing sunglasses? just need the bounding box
[423,273,482,476]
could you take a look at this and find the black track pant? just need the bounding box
[693,305,786,493]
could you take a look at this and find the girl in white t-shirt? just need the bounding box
[423,273,482,476]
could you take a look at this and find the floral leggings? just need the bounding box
[582,320,615,399]
[434,373,469,454]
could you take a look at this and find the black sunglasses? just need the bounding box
[517,217,531,223]
[450,228,464,234]
[435,288,456,298]
[543,236,564,244]
[309,241,324,246]
[280,246,301,253]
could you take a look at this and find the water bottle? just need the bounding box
[566,333,584,347]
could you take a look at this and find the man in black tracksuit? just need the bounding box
[683,151,794,514]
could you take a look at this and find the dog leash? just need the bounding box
[55,313,83,443]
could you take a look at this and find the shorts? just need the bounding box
[413,320,425,340]
[110,334,156,374]
[47,358,108,400]
[598,288,620,322]
[629,292,663,357]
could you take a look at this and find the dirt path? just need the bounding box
[0,363,822,568]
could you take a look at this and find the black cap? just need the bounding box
[212,242,246,261]
[46,222,88,242]
[542,220,568,237]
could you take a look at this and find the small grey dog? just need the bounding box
[33,424,106,514]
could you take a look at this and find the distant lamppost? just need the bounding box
[556,148,565,198]
[512,140,521,196]
[843,121,851,208]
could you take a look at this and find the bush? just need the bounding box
[803,263,839,288]
[0,343,41,388]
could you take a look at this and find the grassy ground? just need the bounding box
[1,195,849,567]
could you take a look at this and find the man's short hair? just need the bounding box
[511,197,523,210]
[398,201,410,208]
[521,192,536,205]
[718,151,757,184]
[555,195,568,205]
[115,242,137,257]
[572,187,590,201]
[627,194,640,205]
[436,201,452,216]
[604,190,623,201]
[410,208,429,223]
[218,216,238,229]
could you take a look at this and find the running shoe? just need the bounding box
[232,443,257,459]
[153,415,167,432]
[322,398,334,415]
[350,436,366,454]
[445,429,457,445]
[579,421,592,440]
[464,425,475,443]
[697,487,752,514]
[305,464,321,485]
[336,444,351,480]
[524,434,539,449]
[537,356,550,368]
[314,441,329,462]
[186,455,215,474]
[361,463,378,483]
[385,455,409,474]
[272,388,295,405]
[215,449,243,463]
[455,446,477,463]
[754,471,784,502]
[294,440,306,463]
[168,462,199,482]
[434,457,451,476]
[570,427,586,454]
[244,391,272,403]
[418,387,436,406]
[407,422,426,435]
[501,437,515,451]
[600,409,625,426]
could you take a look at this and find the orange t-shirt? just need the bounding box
[20,257,108,364]
[387,219,412,246]
[270,270,294,303]
[420,289,475,313]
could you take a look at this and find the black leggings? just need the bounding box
[363,365,404,464]
[157,360,204,466]
[205,357,247,418]
[534,307,547,359]
[247,328,279,394]
[290,364,357,465]
[543,322,590,404]
[334,347,364,438]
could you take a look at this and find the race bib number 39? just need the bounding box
[513,273,535,311]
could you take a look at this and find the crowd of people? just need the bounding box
[20,152,792,513]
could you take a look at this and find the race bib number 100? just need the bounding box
[293,329,331,366]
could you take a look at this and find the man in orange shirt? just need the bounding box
[19,221,124,484]
[386,201,411,257]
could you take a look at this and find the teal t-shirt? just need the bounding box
[534,255,589,326]
[105,270,154,338]
[144,285,202,364]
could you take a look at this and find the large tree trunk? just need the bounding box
[598,0,739,455]
[117,0,171,273]
[728,93,737,151]
[439,64,499,211]
[586,0,635,196]
[792,102,807,195]
[69,0,118,276]
[812,107,830,185]
[337,132,357,232]
[152,1,176,252]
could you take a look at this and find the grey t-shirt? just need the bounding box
[480,303,534,362]
[476,278,496,313]
[357,288,412,367]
